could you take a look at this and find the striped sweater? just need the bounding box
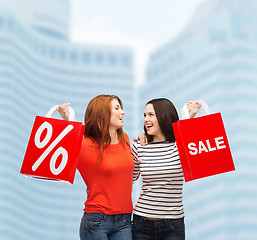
[132,140,184,219]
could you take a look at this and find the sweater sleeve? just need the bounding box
[132,141,140,181]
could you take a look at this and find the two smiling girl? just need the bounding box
[57,95,200,240]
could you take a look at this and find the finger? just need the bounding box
[186,104,193,112]
[195,101,202,109]
[62,102,70,106]
[186,104,193,110]
[188,101,200,108]
[186,102,194,107]
[140,138,146,146]
[62,103,70,111]
[57,103,68,111]
[59,103,69,108]
[140,138,145,146]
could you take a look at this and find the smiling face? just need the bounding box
[109,98,125,131]
[144,103,166,142]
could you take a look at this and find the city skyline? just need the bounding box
[0,1,136,238]
[139,0,257,239]
[71,0,205,85]
[1,0,257,239]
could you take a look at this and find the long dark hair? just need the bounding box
[144,98,179,143]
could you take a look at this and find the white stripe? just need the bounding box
[133,141,184,219]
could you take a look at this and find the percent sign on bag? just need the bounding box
[32,121,74,175]
[21,106,84,184]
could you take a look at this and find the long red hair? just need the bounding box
[84,95,129,163]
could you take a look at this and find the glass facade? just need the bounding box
[0,11,135,240]
[138,1,257,239]
[1,0,257,239]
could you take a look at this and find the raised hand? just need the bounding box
[56,103,70,120]
[187,101,202,118]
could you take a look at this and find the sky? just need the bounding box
[70,0,206,85]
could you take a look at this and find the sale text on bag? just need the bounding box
[188,136,226,155]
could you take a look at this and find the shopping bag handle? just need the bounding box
[181,100,211,119]
[45,105,75,121]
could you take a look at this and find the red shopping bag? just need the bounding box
[20,105,85,184]
[172,101,235,182]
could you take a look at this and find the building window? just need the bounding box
[7,18,14,32]
[210,29,227,43]
[108,54,117,66]
[40,43,47,56]
[95,53,104,65]
[49,46,56,59]
[33,38,39,52]
[82,52,91,64]
[70,50,78,63]
[121,55,132,67]
[59,48,66,61]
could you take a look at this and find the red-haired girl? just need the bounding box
[57,95,133,240]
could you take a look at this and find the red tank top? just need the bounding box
[77,134,134,214]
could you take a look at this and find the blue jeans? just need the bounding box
[80,212,132,240]
[132,214,185,240]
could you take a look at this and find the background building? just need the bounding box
[138,0,257,239]
[0,1,135,239]
[1,0,257,239]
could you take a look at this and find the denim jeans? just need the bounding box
[80,212,132,240]
[132,214,185,240]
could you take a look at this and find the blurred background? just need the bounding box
[0,0,257,239]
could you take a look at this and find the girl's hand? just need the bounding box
[187,101,202,118]
[133,133,148,146]
[56,103,70,120]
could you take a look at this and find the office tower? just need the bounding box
[0,1,135,239]
[139,0,257,239]
[0,0,70,40]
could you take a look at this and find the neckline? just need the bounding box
[104,141,122,147]
[149,140,173,144]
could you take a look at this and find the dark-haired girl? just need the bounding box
[132,99,201,240]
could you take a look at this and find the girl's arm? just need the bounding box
[132,142,140,181]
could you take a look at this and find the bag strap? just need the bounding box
[45,105,75,121]
[181,100,211,119]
